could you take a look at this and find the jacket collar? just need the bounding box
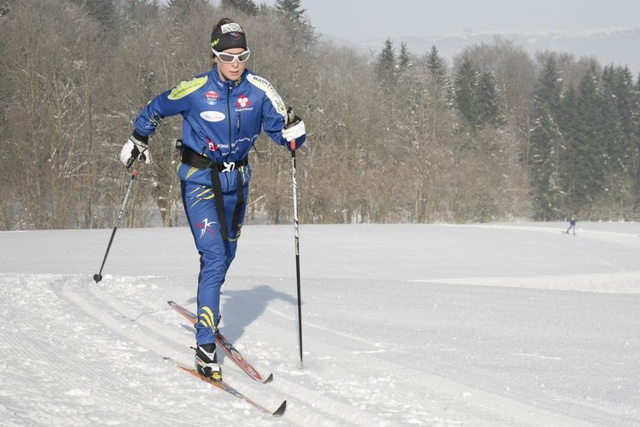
[211,65,247,89]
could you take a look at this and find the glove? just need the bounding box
[119,132,151,168]
[282,115,306,150]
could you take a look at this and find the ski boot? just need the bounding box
[195,343,222,381]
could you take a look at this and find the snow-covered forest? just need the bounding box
[2,0,640,231]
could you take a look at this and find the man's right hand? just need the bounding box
[119,133,150,168]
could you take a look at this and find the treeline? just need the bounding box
[1,0,639,230]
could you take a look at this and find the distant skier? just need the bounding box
[566,214,577,235]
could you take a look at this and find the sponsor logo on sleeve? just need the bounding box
[246,74,286,115]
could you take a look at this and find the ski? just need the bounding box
[166,358,286,417]
[167,300,273,383]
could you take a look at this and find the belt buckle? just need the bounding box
[221,161,235,173]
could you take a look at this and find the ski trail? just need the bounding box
[57,276,376,426]
[32,272,622,427]
[1,274,183,426]
[244,293,602,427]
[69,277,408,426]
[53,276,288,424]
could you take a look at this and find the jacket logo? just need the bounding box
[204,91,220,105]
[200,111,226,122]
[236,95,250,108]
[207,138,218,152]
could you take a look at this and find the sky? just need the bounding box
[1,222,640,426]
[260,0,640,41]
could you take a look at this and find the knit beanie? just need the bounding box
[211,21,247,52]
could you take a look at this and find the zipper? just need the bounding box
[226,85,232,162]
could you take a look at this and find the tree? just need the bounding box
[475,70,502,127]
[633,74,640,208]
[70,0,116,33]
[425,45,451,97]
[0,0,11,17]
[167,0,208,19]
[597,65,637,215]
[274,0,313,46]
[557,84,579,212]
[221,0,257,15]
[570,63,606,212]
[528,56,563,219]
[397,42,411,73]
[375,38,396,86]
[275,0,304,20]
[426,45,446,79]
[453,54,480,131]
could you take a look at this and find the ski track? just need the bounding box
[247,295,602,427]
[55,276,396,426]
[1,275,181,426]
[24,275,626,426]
[53,277,292,426]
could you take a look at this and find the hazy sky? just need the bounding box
[260,0,640,40]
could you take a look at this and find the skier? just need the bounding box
[566,213,577,235]
[119,18,306,381]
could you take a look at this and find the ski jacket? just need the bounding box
[133,65,302,164]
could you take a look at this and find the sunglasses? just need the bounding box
[212,48,251,64]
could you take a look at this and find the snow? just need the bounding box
[1,222,639,426]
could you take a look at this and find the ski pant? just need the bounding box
[180,168,249,345]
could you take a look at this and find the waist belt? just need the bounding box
[181,146,247,242]
[181,146,248,171]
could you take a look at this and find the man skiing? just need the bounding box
[119,18,306,380]
[566,213,577,235]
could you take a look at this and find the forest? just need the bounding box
[1,0,640,230]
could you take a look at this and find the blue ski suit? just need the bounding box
[132,65,306,345]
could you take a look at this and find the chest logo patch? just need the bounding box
[204,91,220,105]
[200,111,226,122]
[236,95,251,108]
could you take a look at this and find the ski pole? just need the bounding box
[93,166,140,283]
[287,107,304,367]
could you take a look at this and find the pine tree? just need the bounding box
[605,66,638,212]
[275,0,313,44]
[167,0,208,17]
[453,54,480,131]
[397,42,411,73]
[572,63,606,209]
[599,66,625,193]
[221,0,258,16]
[529,55,563,219]
[475,70,502,127]
[375,38,396,86]
[633,74,640,206]
[610,67,636,169]
[426,45,446,84]
[452,54,502,132]
[275,0,305,21]
[557,85,579,212]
